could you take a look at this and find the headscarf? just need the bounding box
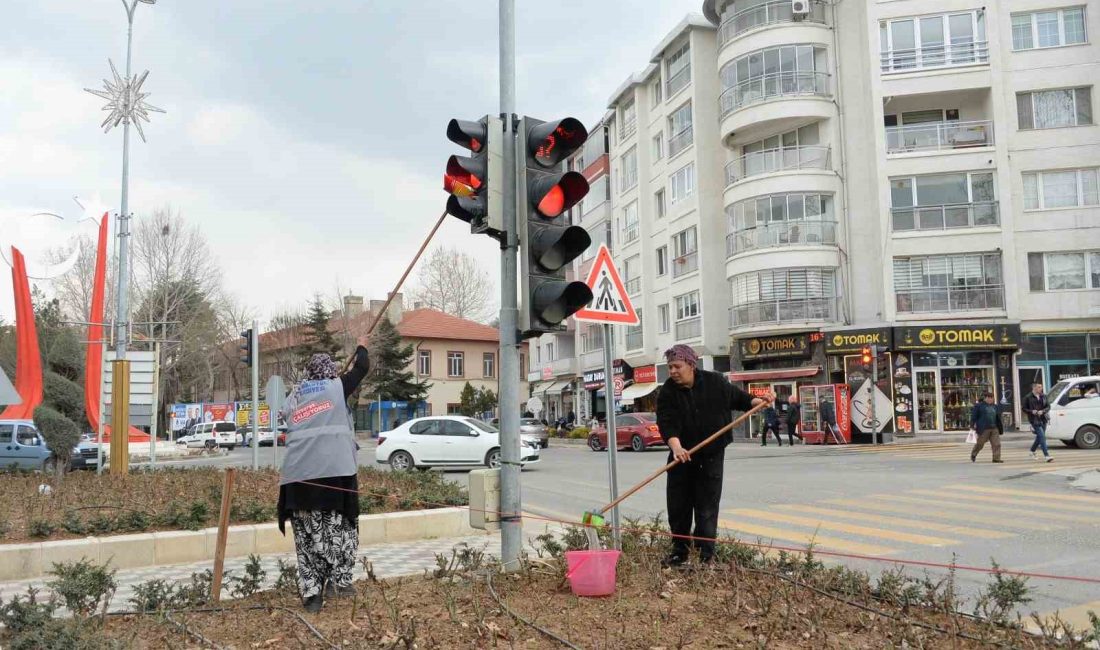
[664,344,699,367]
[304,353,339,381]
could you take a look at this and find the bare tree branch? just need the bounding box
[408,247,494,322]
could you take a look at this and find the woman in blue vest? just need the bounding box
[278,346,370,612]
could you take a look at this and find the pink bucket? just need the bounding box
[564,550,621,597]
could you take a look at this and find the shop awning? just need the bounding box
[728,367,821,382]
[544,380,572,395]
[530,381,552,394]
[620,382,659,405]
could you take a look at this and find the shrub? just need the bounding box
[29,519,56,538]
[43,371,84,427]
[128,579,177,613]
[568,426,590,439]
[228,555,266,598]
[33,405,80,476]
[47,559,117,617]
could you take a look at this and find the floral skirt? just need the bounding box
[290,510,358,598]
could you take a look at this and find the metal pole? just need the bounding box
[602,323,621,550]
[871,346,879,445]
[251,320,260,471]
[96,338,107,475]
[149,341,160,466]
[498,0,522,572]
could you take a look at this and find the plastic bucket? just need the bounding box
[564,549,621,597]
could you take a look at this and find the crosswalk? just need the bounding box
[828,441,1100,473]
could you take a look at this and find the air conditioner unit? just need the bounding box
[791,0,811,18]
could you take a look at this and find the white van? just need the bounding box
[177,421,239,450]
[1043,376,1100,449]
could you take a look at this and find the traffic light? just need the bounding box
[240,329,253,366]
[517,116,594,337]
[861,345,873,365]
[443,116,504,237]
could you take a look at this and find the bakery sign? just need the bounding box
[894,324,1021,350]
[739,333,811,360]
[824,328,893,354]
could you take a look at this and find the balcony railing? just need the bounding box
[672,251,699,277]
[625,329,644,351]
[675,317,702,340]
[668,126,694,157]
[625,277,641,295]
[551,357,576,376]
[719,71,830,117]
[891,201,999,231]
[666,66,691,97]
[619,120,637,140]
[880,40,990,73]
[622,224,639,244]
[726,146,831,185]
[886,120,993,154]
[730,297,839,327]
[718,0,827,47]
[726,220,837,256]
[896,285,1004,313]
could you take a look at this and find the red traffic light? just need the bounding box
[861,346,872,364]
[527,118,588,168]
[445,155,483,192]
[446,119,486,153]
[530,172,589,218]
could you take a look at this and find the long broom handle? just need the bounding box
[597,400,771,518]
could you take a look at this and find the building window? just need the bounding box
[621,201,639,243]
[447,403,462,415]
[879,11,988,72]
[674,291,701,340]
[672,226,699,277]
[669,162,695,204]
[893,253,1004,313]
[418,350,431,376]
[656,245,668,277]
[624,255,641,295]
[583,220,608,261]
[481,352,495,378]
[619,96,636,139]
[668,102,693,156]
[726,193,835,255]
[520,352,526,376]
[581,324,604,353]
[1023,168,1099,210]
[1012,8,1087,50]
[651,77,662,107]
[719,44,830,115]
[889,172,997,231]
[883,108,993,153]
[1017,87,1093,129]
[626,309,644,350]
[730,124,826,184]
[655,189,666,219]
[730,268,838,326]
[652,132,664,162]
[618,146,638,193]
[447,352,465,377]
[658,303,671,333]
[666,42,691,97]
[581,175,609,215]
[1028,251,1100,291]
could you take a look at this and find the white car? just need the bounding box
[176,421,239,450]
[375,416,541,471]
[1044,377,1100,449]
[243,429,276,447]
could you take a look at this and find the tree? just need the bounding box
[476,387,498,416]
[458,382,479,416]
[45,232,115,323]
[266,308,307,384]
[301,294,343,361]
[364,317,428,403]
[33,405,80,477]
[409,247,494,322]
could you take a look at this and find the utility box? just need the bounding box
[469,469,501,531]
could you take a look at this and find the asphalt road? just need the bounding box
[156,437,1100,629]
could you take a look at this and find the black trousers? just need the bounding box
[666,452,724,556]
[787,426,802,445]
[761,424,783,445]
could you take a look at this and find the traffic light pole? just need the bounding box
[871,346,878,446]
[497,0,522,572]
[602,323,621,550]
[251,320,260,470]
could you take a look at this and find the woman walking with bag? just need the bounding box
[278,346,371,612]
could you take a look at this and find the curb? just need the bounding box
[0,507,485,582]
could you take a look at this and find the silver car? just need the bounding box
[520,418,549,448]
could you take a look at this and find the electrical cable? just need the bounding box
[485,570,583,650]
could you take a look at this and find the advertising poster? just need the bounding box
[170,405,189,433]
[844,353,896,434]
[203,403,235,423]
[235,402,271,428]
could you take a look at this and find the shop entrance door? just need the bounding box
[1016,366,1045,431]
[914,369,940,433]
[747,381,796,437]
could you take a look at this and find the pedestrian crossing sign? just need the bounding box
[573,244,639,325]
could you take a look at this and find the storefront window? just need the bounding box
[1050,363,1090,383]
[1019,335,1046,362]
[1047,335,1088,360]
[911,351,997,432]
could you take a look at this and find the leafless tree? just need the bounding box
[408,247,494,322]
[45,233,116,324]
[266,307,307,385]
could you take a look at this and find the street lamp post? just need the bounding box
[86,0,164,473]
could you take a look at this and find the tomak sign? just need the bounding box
[894,324,1020,350]
[739,333,811,361]
[825,328,893,354]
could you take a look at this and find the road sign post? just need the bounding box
[265,374,287,467]
[574,244,639,551]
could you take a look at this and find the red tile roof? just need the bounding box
[396,309,500,342]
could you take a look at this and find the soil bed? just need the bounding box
[0,467,467,543]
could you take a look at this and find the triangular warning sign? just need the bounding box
[573,244,639,325]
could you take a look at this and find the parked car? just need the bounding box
[520,418,550,448]
[177,421,238,450]
[1044,377,1100,449]
[243,428,276,447]
[69,440,102,471]
[375,416,541,471]
[588,412,666,452]
[1,419,97,472]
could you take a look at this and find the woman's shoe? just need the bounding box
[302,594,323,613]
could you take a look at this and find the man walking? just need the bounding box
[970,392,1004,463]
[761,403,783,446]
[786,394,803,446]
[1023,383,1053,462]
[656,345,771,566]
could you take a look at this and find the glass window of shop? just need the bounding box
[1018,334,1096,390]
[912,351,996,432]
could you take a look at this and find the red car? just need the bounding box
[588,412,666,452]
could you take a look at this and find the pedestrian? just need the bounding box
[278,346,371,613]
[1023,383,1053,462]
[969,392,1004,463]
[786,394,804,446]
[567,409,576,426]
[820,398,839,443]
[760,404,783,446]
[656,344,771,566]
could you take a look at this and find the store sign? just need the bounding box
[894,324,1020,350]
[824,328,893,354]
[634,365,657,384]
[583,359,632,390]
[747,385,772,399]
[739,333,811,361]
[541,366,553,381]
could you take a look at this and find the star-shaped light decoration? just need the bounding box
[85,59,165,142]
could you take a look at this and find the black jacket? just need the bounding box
[1022,392,1050,427]
[656,369,755,457]
[820,400,836,426]
[970,401,1003,434]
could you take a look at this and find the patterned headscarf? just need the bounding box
[664,344,698,367]
[304,353,339,381]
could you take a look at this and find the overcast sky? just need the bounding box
[0,0,701,324]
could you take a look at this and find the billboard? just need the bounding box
[203,403,236,423]
[235,402,271,427]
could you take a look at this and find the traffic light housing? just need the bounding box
[861,345,873,365]
[443,116,504,238]
[517,116,594,337]
[240,329,253,366]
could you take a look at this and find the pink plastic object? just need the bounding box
[564,550,621,597]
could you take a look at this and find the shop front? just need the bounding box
[583,360,633,422]
[824,327,897,441]
[894,324,1020,433]
[620,365,660,413]
[730,332,826,438]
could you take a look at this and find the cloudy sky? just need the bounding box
[0,0,701,324]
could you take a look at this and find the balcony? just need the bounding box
[719,71,830,117]
[622,224,639,244]
[625,277,641,295]
[672,251,699,278]
[675,317,702,340]
[896,285,1004,313]
[727,220,837,256]
[667,66,691,97]
[730,297,839,327]
[619,120,637,140]
[668,126,693,157]
[550,357,576,377]
[726,146,831,185]
[886,120,993,154]
[718,0,827,48]
[891,201,999,232]
[880,41,989,74]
